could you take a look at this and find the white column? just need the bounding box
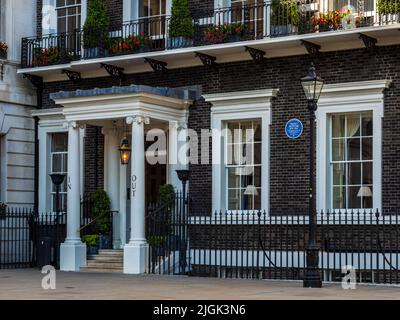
[168,121,180,191]
[124,115,150,274]
[60,121,86,272]
[103,128,122,249]
[119,164,127,245]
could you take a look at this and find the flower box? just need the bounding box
[109,34,148,55]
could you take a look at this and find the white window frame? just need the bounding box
[204,89,279,214]
[316,80,391,214]
[225,119,262,210]
[42,0,86,35]
[50,132,68,212]
[37,111,85,213]
[55,0,82,34]
[124,0,172,22]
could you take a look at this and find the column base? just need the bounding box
[60,241,87,272]
[124,241,149,274]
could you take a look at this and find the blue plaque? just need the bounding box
[285,119,303,139]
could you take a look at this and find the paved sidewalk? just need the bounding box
[0,269,399,300]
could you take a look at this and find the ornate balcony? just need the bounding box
[20,0,400,70]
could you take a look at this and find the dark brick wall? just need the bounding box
[37,0,42,36]
[104,0,123,27]
[190,0,214,18]
[84,125,104,195]
[41,45,400,215]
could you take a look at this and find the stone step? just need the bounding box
[87,255,123,262]
[97,250,124,256]
[80,267,123,274]
[86,261,123,269]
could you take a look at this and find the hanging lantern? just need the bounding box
[119,138,131,165]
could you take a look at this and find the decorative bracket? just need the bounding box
[61,69,81,83]
[101,63,126,81]
[195,52,217,68]
[359,33,377,50]
[144,58,168,72]
[245,46,267,64]
[301,40,321,56]
[23,74,43,89]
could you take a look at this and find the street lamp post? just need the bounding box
[301,62,324,288]
[49,173,66,268]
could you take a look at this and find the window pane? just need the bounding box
[254,124,261,142]
[333,163,345,185]
[348,162,361,185]
[362,138,373,160]
[242,189,253,210]
[347,138,360,161]
[254,192,261,210]
[254,166,261,187]
[362,187,373,208]
[348,186,361,209]
[346,114,361,137]
[228,189,240,210]
[362,113,373,136]
[51,133,68,152]
[254,143,261,165]
[333,186,346,209]
[228,168,240,189]
[332,114,345,138]
[332,139,345,161]
[52,154,62,173]
[57,0,65,7]
[363,162,373,185]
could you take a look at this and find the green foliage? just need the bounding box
[91,189,111,235]
[82,235,99,247]
[148,235,164,247]
[169,0,194,38]
[377,0,400,14]
[82,0,110,48]
[271,0,301,27]
[159,184,176,204]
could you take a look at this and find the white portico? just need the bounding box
[40,84,195,273]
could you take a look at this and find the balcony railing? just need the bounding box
[21,0,400,68]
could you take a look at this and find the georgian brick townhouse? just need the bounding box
[16,0,400,276]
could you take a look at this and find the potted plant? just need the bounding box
[204,24,226,44]
[167,0,194,49]
[377,0,400,23]
[0,41,8,60]
[0,202,7,219]
[271,0,300,36]
[32,46,71,66]
[82,0,110,59]
[109,33,147,55]
[224,21,245,42]
[91,189,112,249]
[148,235,165,257]
[82,235,100,255]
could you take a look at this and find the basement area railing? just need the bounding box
[21,0,400,68]
[147,202,400,285]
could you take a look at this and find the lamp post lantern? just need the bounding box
[301,62,324,288]
[119,138,131,165]
[50,174,66,215]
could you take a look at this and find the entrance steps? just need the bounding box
[80,250,123,273]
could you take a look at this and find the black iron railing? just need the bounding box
[147,200,400,285]
[0,208,66,269]
[21,0,400,68]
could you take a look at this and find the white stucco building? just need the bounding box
[0,0,37,207]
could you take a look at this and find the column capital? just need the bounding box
[63,121,78,129]
[126,115,150,126]
[169,121,187,131]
